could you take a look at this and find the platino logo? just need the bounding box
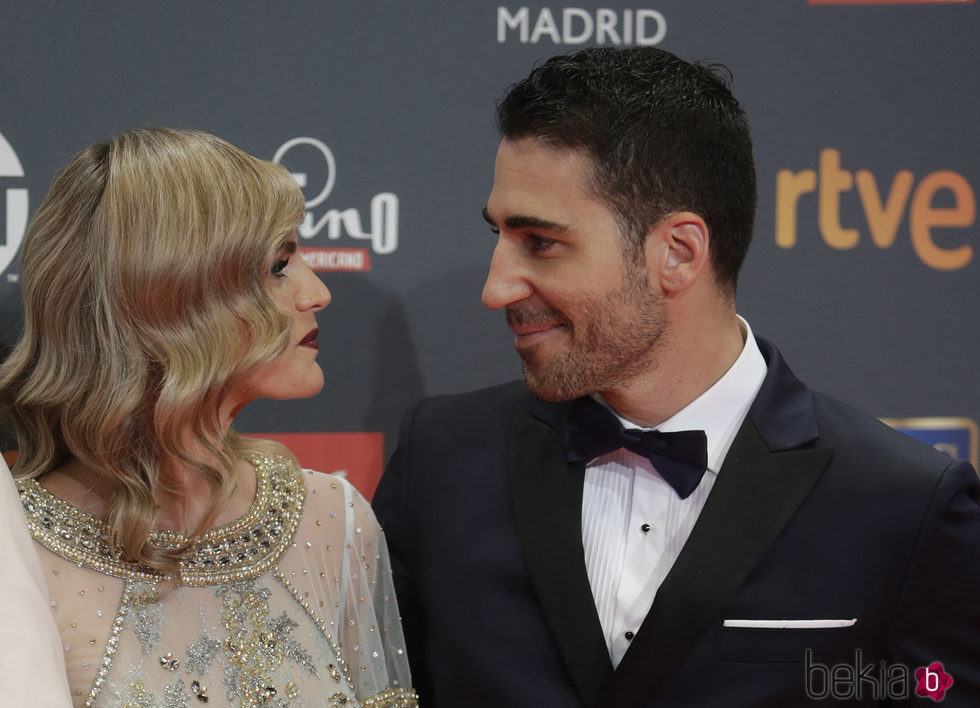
[272,137,398,257]
[0,130,29,280]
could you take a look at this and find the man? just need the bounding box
[373,47,979,706]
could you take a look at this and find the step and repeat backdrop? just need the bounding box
[1,1,976,496]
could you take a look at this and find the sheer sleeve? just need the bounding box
[278,470,416,706]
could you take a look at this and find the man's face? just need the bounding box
[482,138,668,402]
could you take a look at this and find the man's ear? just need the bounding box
[646,211,710,294]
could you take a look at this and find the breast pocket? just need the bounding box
[712,625,859,664]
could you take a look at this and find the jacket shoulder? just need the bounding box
[810,391,969,486]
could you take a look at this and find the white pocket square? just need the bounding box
[722,618,857,629]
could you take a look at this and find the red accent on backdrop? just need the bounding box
[249,432,385,500]
[809,1,973,4]
[300,247,373,272]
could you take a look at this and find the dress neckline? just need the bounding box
[17,454,306,586]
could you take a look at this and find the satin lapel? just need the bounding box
[599,418,833,707]
[510,406,613,705]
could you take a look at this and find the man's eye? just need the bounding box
[527,234,556,253]
[271,257,290,276]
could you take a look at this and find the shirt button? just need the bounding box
[640,523,651,533]
[624,631,635,641]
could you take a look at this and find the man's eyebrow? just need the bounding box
[481,206,568,233]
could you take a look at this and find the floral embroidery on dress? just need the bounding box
[132,583,166,654]
[217,578,319,706]
[185,636,222,675]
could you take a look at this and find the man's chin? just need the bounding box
[520,364,581,403]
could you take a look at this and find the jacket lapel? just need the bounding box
[510,401,613,705]
[598,339,834,706]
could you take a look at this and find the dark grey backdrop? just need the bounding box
[1,1,976,476]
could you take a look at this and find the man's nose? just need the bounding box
[481,241,532,310]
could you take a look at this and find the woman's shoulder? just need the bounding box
[298,468,381,535]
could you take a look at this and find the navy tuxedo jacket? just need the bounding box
[373,341,980,706]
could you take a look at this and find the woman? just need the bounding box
[0,128,416,707]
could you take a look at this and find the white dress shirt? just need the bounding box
[582,317,767,666]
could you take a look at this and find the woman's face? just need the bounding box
[231,231,331,410]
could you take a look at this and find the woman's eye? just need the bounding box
[271,257,290,276]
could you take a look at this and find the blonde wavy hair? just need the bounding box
[0,127,306,577]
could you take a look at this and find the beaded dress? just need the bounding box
[17,454,417,708]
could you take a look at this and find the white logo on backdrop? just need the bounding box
[273,137,399,255]
[0,130,28,279]
[497,7,667,45]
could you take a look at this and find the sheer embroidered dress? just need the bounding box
[18,455,417,708]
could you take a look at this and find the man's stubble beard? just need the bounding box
[517,269,668,403]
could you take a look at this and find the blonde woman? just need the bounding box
[0,128,416,707]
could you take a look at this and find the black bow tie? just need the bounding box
[563,397,708,499]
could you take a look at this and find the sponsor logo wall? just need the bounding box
[0,2,976,497]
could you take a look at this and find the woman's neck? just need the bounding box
[39,453,257,533]
[153,456,256,531]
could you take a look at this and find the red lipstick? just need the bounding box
[299,328,319,351]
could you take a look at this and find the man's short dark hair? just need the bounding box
[497,47,757,297]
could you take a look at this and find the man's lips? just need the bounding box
[299,327,319,350]
[511,323,564,347]
[506,307,568,348]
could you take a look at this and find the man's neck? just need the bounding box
[600,313,745,428]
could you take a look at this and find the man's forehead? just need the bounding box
[491,140,587,193]
[487,139,604,224]
[495,136,591,170]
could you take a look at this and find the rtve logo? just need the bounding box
[497,7,666,45]
[776,149,976,270]
[0,130,29,280]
